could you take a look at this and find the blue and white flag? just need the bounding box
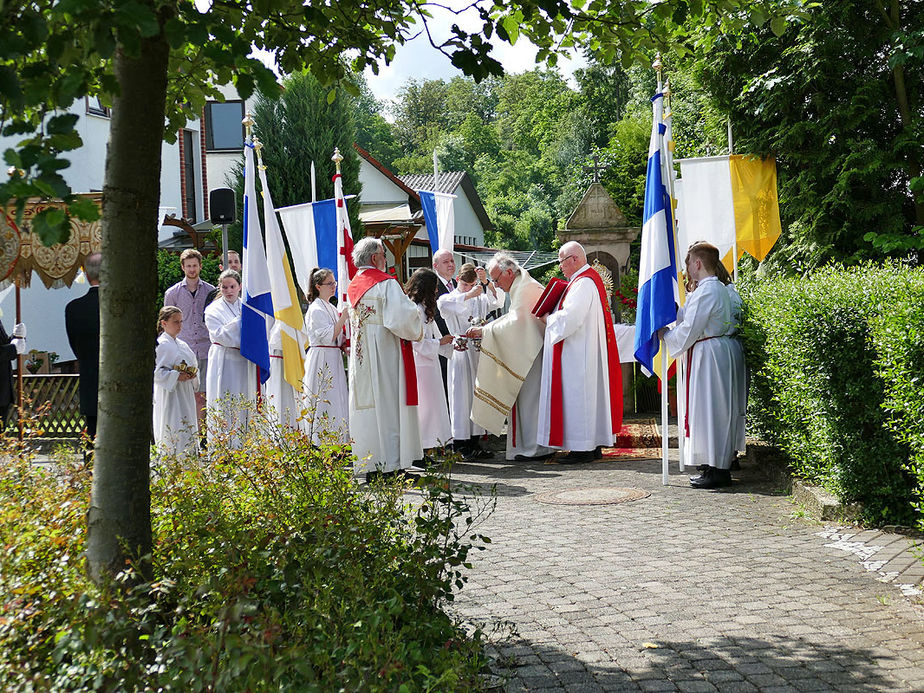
[418,190,455,253]
[241,142,273,383]
[276,199,337,296]
[634,92,679,373]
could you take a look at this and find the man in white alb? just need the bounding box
[347,237,424,479]
[660,242,741,488]
[537,241,622,463]
[466,252,552,461]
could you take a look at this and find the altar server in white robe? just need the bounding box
[661,242,741,488]
[537,242,623,462]
[264,320,302,430]
[302,267,349,444]
[466,252,551,461]
[437,262,503,459]
[347,238,424,478]
[204,269,256,449]
[153,306,199,457]
[406,268,454,458]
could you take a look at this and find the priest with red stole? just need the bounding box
[347,237,424,479]
[537,241,623,462]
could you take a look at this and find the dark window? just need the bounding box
[182,130,198,221]
[86,96,110,117]
[205,100,244,151]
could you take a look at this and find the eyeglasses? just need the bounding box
[559,254,576,265]
[321,280,336,287]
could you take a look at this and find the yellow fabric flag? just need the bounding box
[729,155,782,262]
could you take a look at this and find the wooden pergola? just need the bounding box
[362,222,423,282]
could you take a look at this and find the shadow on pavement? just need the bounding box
[490,633,897,691]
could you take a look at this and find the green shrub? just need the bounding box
[740,262,924,526]
[0,421,493,691]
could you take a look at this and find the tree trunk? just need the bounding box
[86,25,169,582]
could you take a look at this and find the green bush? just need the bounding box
[740,262,924,526]
[0,422,493,691]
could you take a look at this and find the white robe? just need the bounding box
[264,321,302,431]
[153,333,199,457]
[348,272,424,474]
[537,265,616,451]
[205,297,256,448]
[663,275,740,469]
[437,287,503,441]
[413,305,452,449]
[303,297,349,445]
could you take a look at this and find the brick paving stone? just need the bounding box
[444,445,924,692]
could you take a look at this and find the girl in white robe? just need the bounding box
[406,269,453,456]
[302,268,349,444]
[436,263,503,456]
[204,270,256,449]
[153,306,199,457]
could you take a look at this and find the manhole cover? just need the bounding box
[534,486,650,506]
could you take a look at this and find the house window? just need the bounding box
[86,96,110,117]
[182,130,198,221]
[205,100,244,151]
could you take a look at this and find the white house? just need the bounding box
[0,96,206,361]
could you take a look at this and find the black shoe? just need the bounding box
[691,468,731,489]
[697,464,709,472]
[730,457,741,471]
[594,446,604,460]
[557,450,595,464]
[514,452,555,461]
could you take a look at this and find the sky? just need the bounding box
[363,5,586,110]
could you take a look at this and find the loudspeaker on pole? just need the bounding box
[209,187,236,224]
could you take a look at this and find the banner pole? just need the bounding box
[660,337,669,485]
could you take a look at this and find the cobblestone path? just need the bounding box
[448,451,924,692]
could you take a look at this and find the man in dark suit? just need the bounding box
[65,252,101,439]
[432,249,456,396]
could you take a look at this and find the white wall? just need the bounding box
[452,182,486,247]
[358,162,407,204]
[0,98,194,360]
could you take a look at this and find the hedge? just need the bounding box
[740,262,924,527]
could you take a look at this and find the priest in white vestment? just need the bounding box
[436,262,503,459]
[466,252,551,461]
[661,242,741,488]
[537,242,623,462]
[347,238,424,478]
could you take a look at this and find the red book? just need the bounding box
[532,277,568,317]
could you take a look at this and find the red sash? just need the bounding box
[347,268,418,406]
[548,268,623,447]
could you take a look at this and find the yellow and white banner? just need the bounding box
[676,154,782,271]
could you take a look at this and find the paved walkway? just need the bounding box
[446,444,924,692]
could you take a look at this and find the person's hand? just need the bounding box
[475,267,487,283]
[464,327,483,339]
[439,335,454,346]
[12,323,25,339]
[466,284,483,298]
[178,371,194,382]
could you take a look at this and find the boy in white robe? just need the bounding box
[661,242,741,488]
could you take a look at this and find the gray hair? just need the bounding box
[352,237,383,268]
[487,251,519,275]
[432,248,453,266]
[84,252,102,283]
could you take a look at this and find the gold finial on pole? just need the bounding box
[242,111,255,141]
[331,147,343,175]
[253,136,266,170]
[653,53,663,87]
[663,79,672,117]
